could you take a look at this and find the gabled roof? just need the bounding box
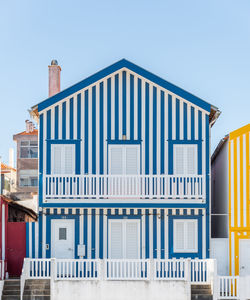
[0,162,16,174]
[34,59,216,114]
[13,129,38,137]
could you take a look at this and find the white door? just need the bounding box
[239,239,250,276]
[108,219,140,259]
[51,219,75,258]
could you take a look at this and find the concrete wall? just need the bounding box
[211,139,229,238]
[51,280,190,300]
[210,238,229,275]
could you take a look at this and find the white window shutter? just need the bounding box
[125,221,139,259]
[110,221,123,259]
[125,147,139,174]
[187,146,196,174]
[110,147,123,174]
[186,221,197,251]
[174,221,185,251]
[53,145,62,174]
[64,145,74,174]
[174,146,184,175]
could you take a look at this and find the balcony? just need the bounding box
[43,174,205,201]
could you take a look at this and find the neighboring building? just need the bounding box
[212,124,250,276]
[13,121,38,197]
[0,162,16,195]
[26,58,220,263]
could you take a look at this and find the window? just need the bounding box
[59,228,67,240]
[51,144,75,174]
[109,145,140,175]
[173,219,198,253]
[173,144,197,175]
[19,170,38,187]
[20,140,38,158]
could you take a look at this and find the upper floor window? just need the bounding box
[51,144,75,174]
[20,141,38,158]
[173,144,197,175]
[173,219,198,253]
[109,145,140,175]
[19,170,38,187]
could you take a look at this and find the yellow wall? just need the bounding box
[229,124,250,275]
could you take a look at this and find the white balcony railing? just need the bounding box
[44,174,205,200]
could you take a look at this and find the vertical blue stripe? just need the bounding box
[46,110,51,140]
[62,101,66,139]
[100,82,104,174]
[84,91,88,173]
[107,78,111,140]
[32,223,35,258]
[92,86,96,174]
[38,214,42,258]
[161,210,164,259]
[122,71,126,135]
[183,102,187,140]
[145,83,149,174]
[77,94,81,140]
[168,95,172,140]
[160,91,165,174]
[176,99,180,140]
[198,110,202,140]
[92,209,96,259]
[55,106,59,140]
[206,114,210,258]
[84,209,87,258]
[138,78,142,141]
[153,210,157,258]
[145,210,149,258]
[26,223,29,257]
[39,114,43,207]
[191,106,195,140]
[99,209,103,258]
[115,74,119,139]
[153,87,157,174]
[130,74,134,140]
[70,97,74,139]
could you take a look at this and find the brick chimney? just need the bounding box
[48,59,61,97]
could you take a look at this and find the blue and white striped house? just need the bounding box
[28,59,219,263]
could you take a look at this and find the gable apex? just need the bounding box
[35,58,213,113]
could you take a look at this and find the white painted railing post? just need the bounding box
[20,258,30,300]
[185,258,191,282]
[50,258,56,300]
[98,259,105,281]
[149,259,155,280]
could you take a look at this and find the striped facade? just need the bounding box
[28,59,214,261]
[229,124,250,275]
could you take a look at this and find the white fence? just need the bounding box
[217,276,239,299]
[154,259,187,280]
[44,174,205,199]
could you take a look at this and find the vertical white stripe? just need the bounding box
[66,99,70,139]
[96,84,100,174]
[88,88,92,174]
[103,209,107,258]
[141,79,145,174]
[95,209,99,258]
[165,93,168,174]
[103,80,107,174]
[237,137,241,227]
[81,92,85,174]
[202,209,206,258]
[29,223,32,258]
[149,209,153,258]
[243,134,247,227]
[231,232,235,275]
[134,76,138,140]
[80,214,83,245]
[35,222,38,258]
[126,71,130,140]
[42,213,46,258]
[88,209,92,258]
[111,75,115,140]
[51,107,55,140]
[195,108,198,140]
[157,89,161,174]
[149,84,153,174]
[187,104,191,140]
[73,95,77,140]
[231,140,234,227]
[202,112,206,175]
[172,96,176,140]
[141,209,145,259]
[43,112,47,175]
[179,100,183,140]
[58,103,62,139]
[157,209,161,259]
[165,210,168,259]
[119,72,123,140]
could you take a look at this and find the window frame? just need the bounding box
[19,175,38,187]
[20,140,38,159]
[108,144,140,175]
[51,144,75,175]
[173,219,198,253]
[173,144,198,175]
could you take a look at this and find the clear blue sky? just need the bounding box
[0,0,250,164]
